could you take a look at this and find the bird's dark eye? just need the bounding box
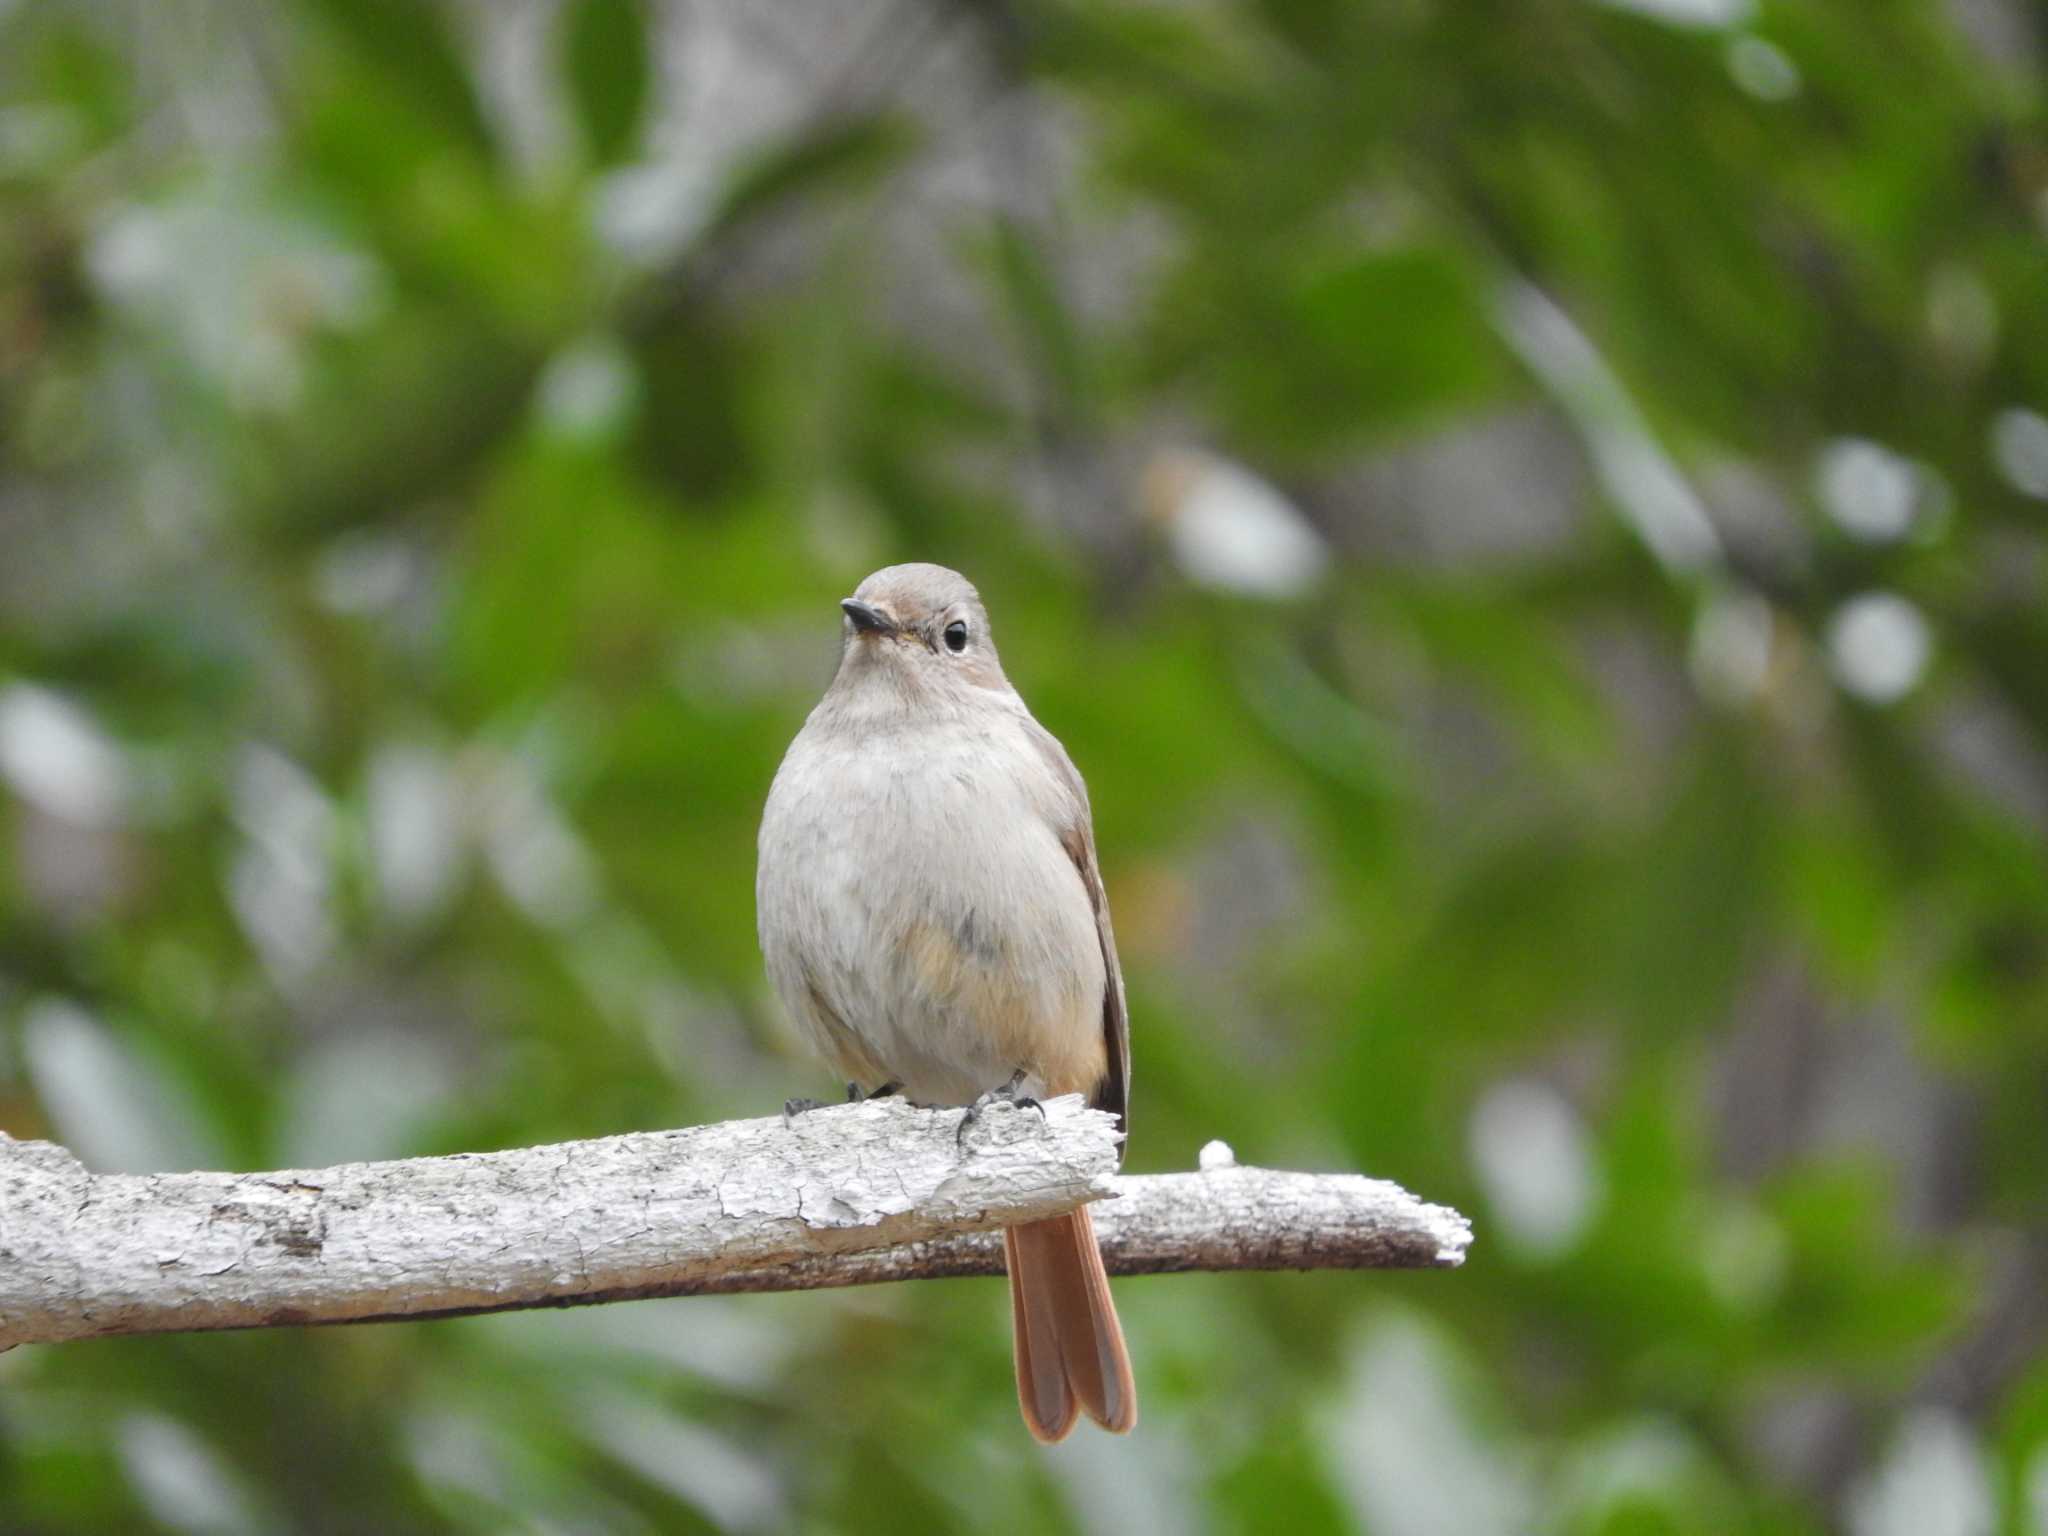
[943,620,969,653]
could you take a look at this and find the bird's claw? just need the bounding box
[955,1067,1045,1147]
[786,1080,905,1127]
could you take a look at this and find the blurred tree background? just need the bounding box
[3,0,2047,1530]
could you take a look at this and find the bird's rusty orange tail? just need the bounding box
[1004,1205,1136,1442]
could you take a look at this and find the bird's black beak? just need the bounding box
[841,598,896,636]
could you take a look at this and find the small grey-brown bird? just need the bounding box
[756,562,1135,1441]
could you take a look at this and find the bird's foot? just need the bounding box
[956,1067,1045,1147]
[784,1080,905,1126]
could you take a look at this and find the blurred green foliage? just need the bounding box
[2,1,2047,1532]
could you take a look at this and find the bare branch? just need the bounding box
[0,1097,1469,1348]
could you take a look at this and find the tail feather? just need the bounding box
[1005,1206,1136,1442]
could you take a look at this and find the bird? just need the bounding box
[756,562,1136,1442]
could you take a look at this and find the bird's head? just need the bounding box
[825,563,1011,708]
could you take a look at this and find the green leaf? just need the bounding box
[983,216,1094,415]
[561,0,651,167]
[710,113,917,236]
[1148,244,1507,458]
[307,0,496,162]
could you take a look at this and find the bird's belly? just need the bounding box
[759,739,1106,1105]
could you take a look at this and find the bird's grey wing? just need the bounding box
[1022,719,1130,1157]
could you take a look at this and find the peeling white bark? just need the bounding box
[0,1096,1470,1348]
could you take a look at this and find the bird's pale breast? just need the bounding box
[757,712,1107,1106]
